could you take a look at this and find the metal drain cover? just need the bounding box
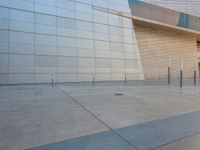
[114,93,124,96]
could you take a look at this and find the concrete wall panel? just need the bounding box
[0,0,144,84]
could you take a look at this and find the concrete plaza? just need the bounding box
[0,80,200,150]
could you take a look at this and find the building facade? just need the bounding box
[0,0,144,84]
[0,0,199,84]
[128,0,200,80]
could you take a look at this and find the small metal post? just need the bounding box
[51,75,54,86]
[168,57,171,85]
[92,74,95,86]
[194,70,197,85]
[180,58,183,88]
[180,70,183,88]
[194,57,197,85]
[194,64,197,85]
[168,66,171,85]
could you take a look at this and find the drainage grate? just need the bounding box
[114,93,124,96]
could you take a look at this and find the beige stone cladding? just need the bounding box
[134,24,197,80]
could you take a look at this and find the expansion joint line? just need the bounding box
[55,86,139,150]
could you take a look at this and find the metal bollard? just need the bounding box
[92,74,95,86]
[168,57,171,85]
[168,66,171,85]
[194,70,197,85]
[194,63,197,86]
[180,70,183,88]
[180,58,183,88]
[51,75,54,86]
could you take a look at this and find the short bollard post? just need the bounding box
[168,57,171,85]
[51,75,54,86]
[92,74,95,86]
[194,63,197,85]
[194,70,197,85]
[180,58,183,88]
[180,70,183,88]
[168,66,171,85]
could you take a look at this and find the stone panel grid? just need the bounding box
[0,0,144,84]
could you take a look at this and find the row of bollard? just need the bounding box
[92,74,127,86]
[168,68,197,88]
[50,74,97,86]
[50,57,197,87]
[51,70,197,87]
[168,57,198,88]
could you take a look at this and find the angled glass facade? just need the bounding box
[0,0,144,84]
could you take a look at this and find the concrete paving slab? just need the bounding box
[0,81,200,150]
[0,85,107,150]
[155,133,200,150]
[26,110,200,150]
[27,130,136,150]
[58,84,200,129]
[116,111,200,150]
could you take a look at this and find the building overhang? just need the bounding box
[129,0,200,34]
[93,4,200,40]
[132,15,200,39]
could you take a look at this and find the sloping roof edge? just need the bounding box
[93,5,200,38]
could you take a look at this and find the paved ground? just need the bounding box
[0,80,200,150]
